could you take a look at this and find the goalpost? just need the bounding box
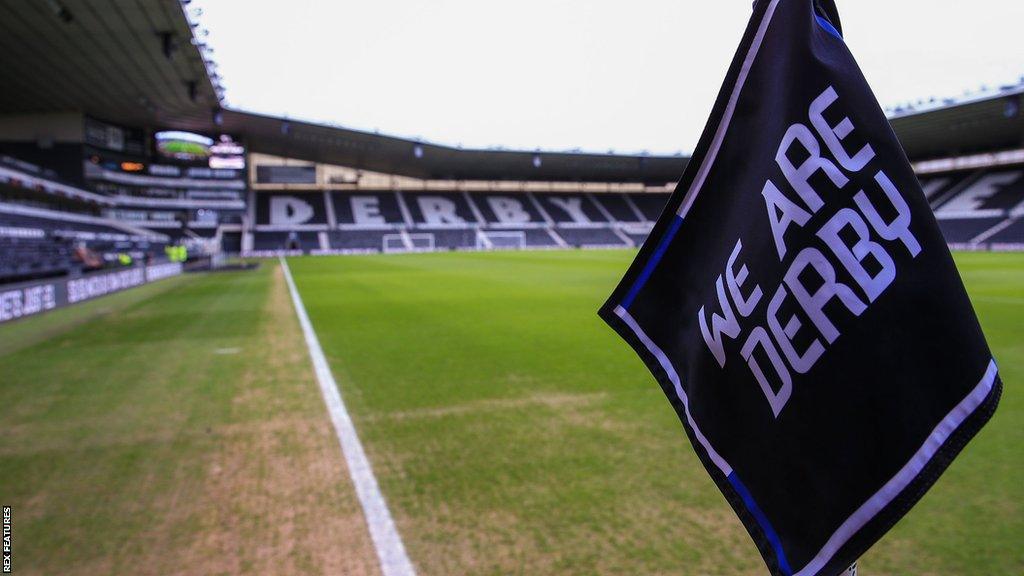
[382,234,406,253]
[383,232,435,253]
[476,230,527,250]
[407,233,435,252]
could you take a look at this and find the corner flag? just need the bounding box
[599,1,1001,575]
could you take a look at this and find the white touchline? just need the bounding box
[280,257,417,576]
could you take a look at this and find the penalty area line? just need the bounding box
[280,257,416,576]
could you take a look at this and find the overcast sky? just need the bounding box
[192,0,1024,155]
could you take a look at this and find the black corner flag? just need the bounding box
[599,1,1001,575]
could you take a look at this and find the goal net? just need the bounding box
[407,233,435,251]
[384,232,435,253]
[382,233,406,253]
[476,230,527,250]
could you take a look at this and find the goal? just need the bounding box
[383,232,435,253]
[382,233,406,253]
[407,233,435,251]
[476,230,527,250]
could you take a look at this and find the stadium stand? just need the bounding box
[0,155,181,283]
[244,168,1024,254]
[6,142,1024,268]
[403,192,480,226]
[987,219,1024,245]
[493,228,562,248]
[328,229,394,251]
[249,189,669,253]
[930,167,1024,244]
[935,217,1006,244]
[533,193,609,224]
[556,226,631,248]
[418,228,478,250]
[470,193,548,226]
[592,193,644,222]
[0,232,71,283]
[919,173,970,208]
[253,231,320,252]
[933,168,1024,218]
[0,208,151,239]
[255,191,329,229]
[1,1,1023,277]
[628,193,671,221]
[621,228,653,247]
[0,177,1021,282]
[333,192,407,225]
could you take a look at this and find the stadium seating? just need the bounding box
[333,192,406,225]
[255,191,330,228]
[470,193,547,225]
[245,171,1024,253]
[918,173,971,207]
[403,192,479,226]
[253,231,320,251]
[0,234,72,282]
[933,168,1024,218]
[987,219,1024,245]
[555,227,629,248]
[506,228,561,247]
[0,155,112,207]
[250,190,670,254]
[0,211,125,236]
[935,217,1006,244]
[6,148,1024,261]
[418,228,477,250]
[623,230,651,246]
[0,207,167,254]
[627,193,669,221]
[533,193,609,224]
[593,193,644,222]
[328,229,393,251]
[923,167,1024,244]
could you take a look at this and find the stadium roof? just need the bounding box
[889,84,1024,160]
[0,0,1021,182]
[179,109,689,183]
[0,0,221,128]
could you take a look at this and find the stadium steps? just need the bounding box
[970,217,1017,244]
[930,170,986,211]
[545,227,569,248]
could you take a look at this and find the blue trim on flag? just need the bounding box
[815,14,843,40]
[620,215,684,309]
[728,472,793,575]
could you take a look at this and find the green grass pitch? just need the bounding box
[1,250,1021,575]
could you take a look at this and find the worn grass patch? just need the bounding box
[0,264,379,575]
